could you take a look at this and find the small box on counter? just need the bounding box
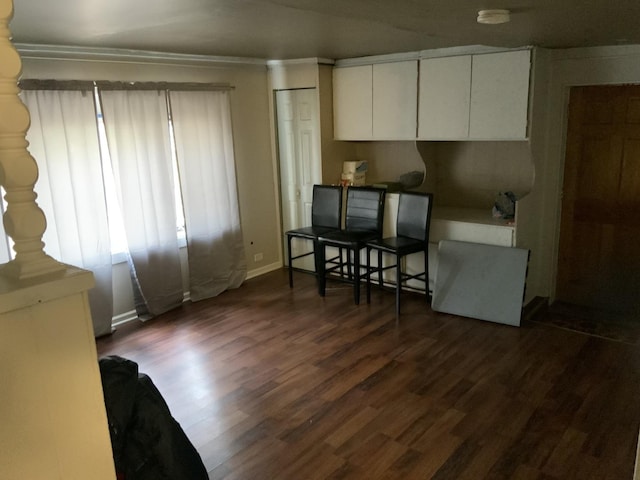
[342,160,368,174]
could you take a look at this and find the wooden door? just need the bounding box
[275,88,321,268]
[557,85,640,313]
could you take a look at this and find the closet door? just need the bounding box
[276,88,321,268]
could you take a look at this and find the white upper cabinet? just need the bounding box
[372,61,418,139]
[335,49,531,141]
[469,50,531,140]
[333,64,373,140]
[333,61,417,140]
[418,49,531,140]
[418,55,472,140]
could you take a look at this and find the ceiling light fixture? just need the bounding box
[477,9,511,25]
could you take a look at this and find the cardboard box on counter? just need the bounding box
[343,161,368,174]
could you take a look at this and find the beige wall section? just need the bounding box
[21,55,281,318]
[354,141,427,189]
[430,141,534,208]
[336,139,533,209]
[269,61,322,90]
[0,267,116,480]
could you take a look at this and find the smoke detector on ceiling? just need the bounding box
[477,9,511,24]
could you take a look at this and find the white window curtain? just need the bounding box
[22,89,113,337]
[99,90,183,318]
[169,91,246,301]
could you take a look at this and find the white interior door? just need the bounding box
[276,88,321,269]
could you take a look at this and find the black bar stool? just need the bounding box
[366,192,434,317]
[285,185,343,288]
[317,186,386,304]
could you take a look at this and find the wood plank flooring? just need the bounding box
[96,269,640,479]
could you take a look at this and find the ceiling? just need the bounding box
[8,0,640,61]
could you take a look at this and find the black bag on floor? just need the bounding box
[99,355,209,480]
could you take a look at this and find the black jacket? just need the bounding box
[99,355,209,480]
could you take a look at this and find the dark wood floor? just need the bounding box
[96,269,640,480]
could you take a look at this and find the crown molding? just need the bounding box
[14,43,268,67]
[334,44,534,67]
[266,57,335,67]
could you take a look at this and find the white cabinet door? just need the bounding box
[418,55,472,139]
[469,50,531,140]
[372,61,417,139]
[333,65,373,140]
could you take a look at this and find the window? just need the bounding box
[94,89,186,261]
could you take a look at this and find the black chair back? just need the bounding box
[397,192,434,241]
[311,185,343,229]
[344,187,386,232]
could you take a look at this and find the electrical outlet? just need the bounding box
[253,253,263,262]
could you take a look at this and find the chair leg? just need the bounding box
[396,254,402,318]
[366,246,372,304]
[378,250,383,288]
[424,246,430,303]
[317,242,326,297]
[353,248,360,305]
[287,235,293,288]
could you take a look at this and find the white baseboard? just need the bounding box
[110,265,281,330]
[111,310,138,328]
[111,291,192,329]
[246,261,282,280]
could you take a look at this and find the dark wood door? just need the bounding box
[557,85,640,313]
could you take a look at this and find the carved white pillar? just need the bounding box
[0,0,64,279]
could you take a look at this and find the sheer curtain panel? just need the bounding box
[23,89,113,337]
[169,91,246,301]
[100,90,183,318]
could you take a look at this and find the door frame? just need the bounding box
[555,84,640,309]
[273,87,322,268]
[544,48,640,304]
